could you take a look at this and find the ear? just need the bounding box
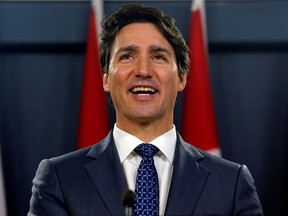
[103,73,110,92]
[177,74,187,92]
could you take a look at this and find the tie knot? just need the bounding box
[135,143,159,158]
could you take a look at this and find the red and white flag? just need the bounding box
[0,146,7,216]
[77,0,109,149]
[182,0,221,156]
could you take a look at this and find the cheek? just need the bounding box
[112,67,134,88]
[107,73,127,95]
[164,71,181,87]
[168,76,184,95]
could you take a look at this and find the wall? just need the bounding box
[0,0,287,215]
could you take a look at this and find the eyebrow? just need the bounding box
[115,44,173,56]
[115,45,139,55]
[148,45,172,55]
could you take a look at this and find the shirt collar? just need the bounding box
[113,124,177,164]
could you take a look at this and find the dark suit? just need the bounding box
[28,132,263,215]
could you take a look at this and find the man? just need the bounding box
[28,4,263,216]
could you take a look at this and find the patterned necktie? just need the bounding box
[134,143,159,216]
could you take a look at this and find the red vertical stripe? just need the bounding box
[182,0,221,156]
[77,4,109,149]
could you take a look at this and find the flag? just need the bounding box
[77,0,109,149]
[0,145,7,216]
[182,0,221,156]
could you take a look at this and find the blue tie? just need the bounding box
[134,143,159,216]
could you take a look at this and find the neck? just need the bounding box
[116,118,174,143]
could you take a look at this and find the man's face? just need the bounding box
[103,23,186,127]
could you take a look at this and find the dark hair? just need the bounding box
[100,4,190,76]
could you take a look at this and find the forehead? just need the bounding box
[112,23,174,53]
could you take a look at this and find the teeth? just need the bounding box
[131,87,156,93]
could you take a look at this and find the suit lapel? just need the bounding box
[84,133,128,216]
[165,135,210,216]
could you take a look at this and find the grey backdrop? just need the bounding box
[0,0,287,215]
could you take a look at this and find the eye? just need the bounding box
[152,53,167,62]
[119,54,134,62]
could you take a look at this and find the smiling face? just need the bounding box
[103,23,186,134]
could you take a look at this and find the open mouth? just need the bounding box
[130,86,157,95]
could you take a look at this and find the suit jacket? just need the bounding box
[28,132,263,216]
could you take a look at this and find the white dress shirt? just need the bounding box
[113,124,176,216]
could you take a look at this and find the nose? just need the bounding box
[135,57,153,78]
